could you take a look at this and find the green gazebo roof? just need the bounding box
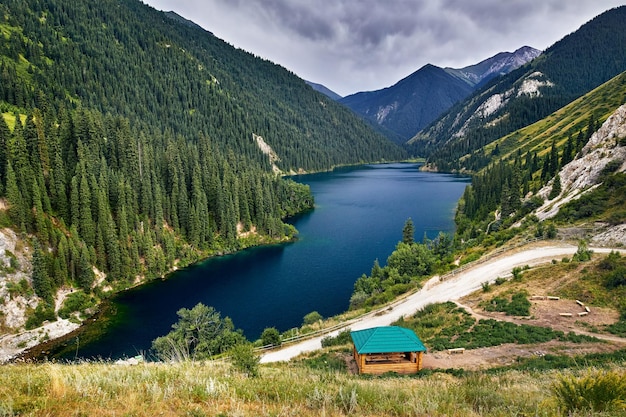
[351,326,426,354]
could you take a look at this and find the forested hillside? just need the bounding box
[0,0,404,329]
[411,6,626,172]
[454,71,626,243]
[0,0,404,172]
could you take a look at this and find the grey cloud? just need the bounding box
[145,0,626,95]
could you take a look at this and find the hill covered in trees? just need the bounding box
[0,0,404,331]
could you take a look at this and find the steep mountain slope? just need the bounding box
[0,0,404,173]
[412,6,626,172]
[340,48,538,143]
[453,70,626,244]
[340,65,474,142]
[305,81,343,100]
[535,102,626,227]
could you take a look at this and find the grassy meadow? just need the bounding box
[1,356,625,416]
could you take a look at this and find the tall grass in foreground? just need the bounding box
[0,360,625,416]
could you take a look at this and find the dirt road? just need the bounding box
[260,243,622,363]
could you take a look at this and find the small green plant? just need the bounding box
[551,370,626,415]
[321,329,352,347]
[481,281,491,292]
[229,343,260,378]
[25,302,56,329]
[512,266,524,281]
[573,240,593,262]
[260,327,281,347]
[484,291,531,316]
[6,278,33,298]
[303,311,323,326]
[58,291,95,319]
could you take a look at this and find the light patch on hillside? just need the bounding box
[535,103,626,220]
[456,72,554,138]
[477,93,509,119]
[253,133,281,174]
[455,90,512,137]
[0,227,33,330]
[376,102,398,124]
[517,72,554,97]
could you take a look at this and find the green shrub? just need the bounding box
[551,370,626,415]
[6,278,33,298]
[229,343,259,378]
[25,303,56,330]
[484,291,531,316]
[321,329,352,348]
[58,291,95,319]
[260,327,281,347]
[303,311,323,326]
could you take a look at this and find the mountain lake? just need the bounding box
[50,163,470,360]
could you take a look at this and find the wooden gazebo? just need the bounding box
[351,326,426,375]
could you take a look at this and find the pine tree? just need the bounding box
[402,218,415,244]
[78,171,95,247]
[32,239,53,302]
[5,161,22,222]
[0,115,10,193]
[549,173,562,200]
[77,243,95,291]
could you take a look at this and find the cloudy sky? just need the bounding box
[143,1,625,96]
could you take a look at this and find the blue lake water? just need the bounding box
[65,163,469,360]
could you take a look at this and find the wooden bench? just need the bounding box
[447,348,465,354]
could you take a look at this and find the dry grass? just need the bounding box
[2,359,624,416]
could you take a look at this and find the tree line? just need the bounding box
[1,105,313,326]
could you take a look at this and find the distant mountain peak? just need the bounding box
[338,46,539,143]
[445,46,542,87]
[305,81,343,100]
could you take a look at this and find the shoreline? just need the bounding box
[1,230,304,363]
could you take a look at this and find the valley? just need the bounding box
[1,1,626,416]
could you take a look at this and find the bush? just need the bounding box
[58,291,95,319]
[25,303,56,330]
[229,343,260,377]
[573,240,593,262]
[494,277,507,285]
[551,370,626,415]
[484,291,531,316]
[321,329,352,348]
[260,327,281,347]
[6,279,33,298]
[151,303,246,361]
[303,311,323,326]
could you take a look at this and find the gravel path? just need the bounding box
[261,244,622,363]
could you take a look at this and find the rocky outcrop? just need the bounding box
[0,228,34,329]
[0,227,82,362]
[535,104,626,220]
